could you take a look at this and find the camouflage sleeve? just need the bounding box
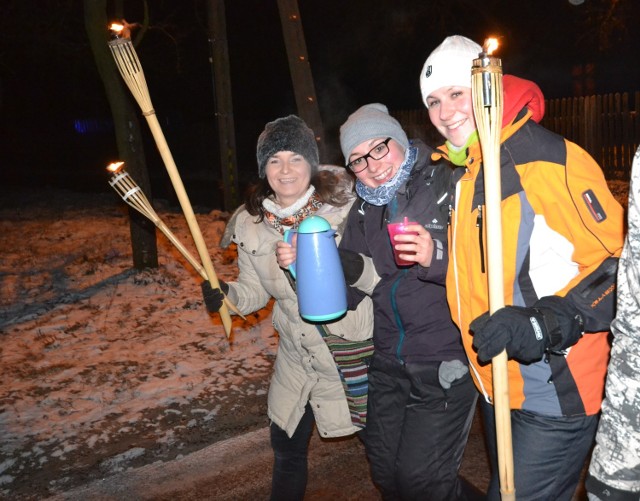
[586,147,640,500]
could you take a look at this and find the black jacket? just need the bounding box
[340,139,466,365]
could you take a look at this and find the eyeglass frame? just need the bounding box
[346,137,393,173]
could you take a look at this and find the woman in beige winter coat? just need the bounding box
[201,115,373,501]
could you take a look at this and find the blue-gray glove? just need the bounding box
[438,360,469,389]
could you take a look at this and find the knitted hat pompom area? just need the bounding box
[339,103,409,163]
[419,35,482,108]
[256,115,320,179]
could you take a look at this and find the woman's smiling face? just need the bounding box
[426,86,477,148]
[348,138,406,189]
[264,151,312,208]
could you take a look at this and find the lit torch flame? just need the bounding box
[109,20,139,40]
[476,37,502,106]
[483,38,499,56]
[109,23,124,39]
[106,161,125,173]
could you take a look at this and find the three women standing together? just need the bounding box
[203,34,624,501]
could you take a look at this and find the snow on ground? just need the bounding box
[0,179,630,500]
[0,187,277,499]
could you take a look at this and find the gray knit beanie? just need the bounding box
[339,103,409,163]
[256,115,319,179]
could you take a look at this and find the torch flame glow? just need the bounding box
[109,20,139,40]
[484,38,499,56]
[106,161,125,173]
[109,23,124,34]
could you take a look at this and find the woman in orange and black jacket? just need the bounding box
[420,35,624,501]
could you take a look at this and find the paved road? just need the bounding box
[49,406,489,500]
[49,404,588,500]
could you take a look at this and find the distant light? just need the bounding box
[74,118,114,134]
[568,0,584,5]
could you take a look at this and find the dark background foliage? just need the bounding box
[1,0,638,207]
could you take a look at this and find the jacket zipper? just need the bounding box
[392,270,409,362]
[476,205,485,274]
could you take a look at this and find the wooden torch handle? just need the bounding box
[144,112,233,337]
[153,219,244,319]
[472,54,515,499]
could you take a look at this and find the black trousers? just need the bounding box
[269,402,315,501]
[481,398,598,500]
[364,354,478,501]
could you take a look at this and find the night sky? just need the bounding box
[1,0,638,207]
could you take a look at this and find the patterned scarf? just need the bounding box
[355,146,417,206]
[262,186,323,234]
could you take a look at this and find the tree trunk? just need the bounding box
[84,0,158,269]
[207,0,240,211]
[276,0,325,159]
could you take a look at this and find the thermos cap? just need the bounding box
[298,215,331,234]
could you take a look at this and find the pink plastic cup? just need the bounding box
[387,217,419,266]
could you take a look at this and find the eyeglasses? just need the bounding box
[347,138,392,173]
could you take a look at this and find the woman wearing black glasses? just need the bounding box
[337,103,477,500]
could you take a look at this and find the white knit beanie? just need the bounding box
[339,103,409,163]
[419,35,482,107]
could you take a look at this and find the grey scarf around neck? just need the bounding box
[355,146,417,206]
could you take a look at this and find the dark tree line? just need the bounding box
[1,0,638,270]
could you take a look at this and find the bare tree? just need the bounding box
[84,0,158,269]
[207,0,240,210]
[581,0,634,51]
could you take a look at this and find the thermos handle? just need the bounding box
[283,229,297,279]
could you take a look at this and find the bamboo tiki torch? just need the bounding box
[107,23,233,337]
[471,39,515,500]
[106,162,244,319]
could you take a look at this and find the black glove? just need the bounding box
[470,296,584,363]
[200,280,229,313]
[338,248,365,286]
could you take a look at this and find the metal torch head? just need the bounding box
[472,39,502,108]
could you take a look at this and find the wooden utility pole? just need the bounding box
[207,0,239,210]
[276,0,325,158]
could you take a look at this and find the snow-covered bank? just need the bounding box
[1,188,277,499]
